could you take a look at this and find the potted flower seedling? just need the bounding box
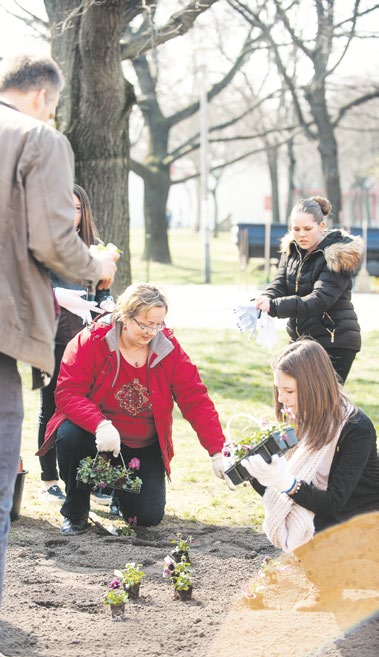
[114,562,145,599]
[77,453,142,494]
[241,580,266,609]
[163,556,193,601]
[223,410,297,486]
[103,578,129,621]
[260,555,287,585]
[170,532,193,564]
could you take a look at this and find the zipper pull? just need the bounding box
[331,330,335,344]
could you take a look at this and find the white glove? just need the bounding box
[211,453,235,490]
[256,312,277,349]
[54,288,101,324]
[241,454,295,492]
[99,296,115,312]
[233,305,260,341]
[95,420,121,457]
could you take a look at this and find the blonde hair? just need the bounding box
[272,340,354,450]
[113,283,168,323]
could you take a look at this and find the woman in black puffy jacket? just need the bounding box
[254,196,365,383]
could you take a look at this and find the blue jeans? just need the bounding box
[56,420,166,526]
[0,354,23,605]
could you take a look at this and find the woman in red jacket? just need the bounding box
[39,282,227,535]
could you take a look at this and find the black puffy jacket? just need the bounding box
[264,229,365,350]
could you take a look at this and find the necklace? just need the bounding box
[120,339,147,367]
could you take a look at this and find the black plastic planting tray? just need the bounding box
[224,426,297,486]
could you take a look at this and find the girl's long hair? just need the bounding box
[74,183,99,246]
[272,339,355,450]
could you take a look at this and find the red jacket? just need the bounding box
[38,320,225,476]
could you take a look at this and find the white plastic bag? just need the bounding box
[256,311,277,349]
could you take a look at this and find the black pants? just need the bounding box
[37,343,66,481]
[56,420,166,526]
[323,347,357,384]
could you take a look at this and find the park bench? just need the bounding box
[233,222,379,277]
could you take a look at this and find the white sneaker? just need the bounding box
[39,484,66,504]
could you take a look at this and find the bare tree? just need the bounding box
[229,0,379,223]
[5,0,219,288]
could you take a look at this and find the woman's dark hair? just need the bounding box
[291,196,331,225]
[73,183,99,247]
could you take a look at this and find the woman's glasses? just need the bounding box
[132,317,165,333]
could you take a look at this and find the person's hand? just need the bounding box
[95,420,121,457]
[54,287,101,324]
[241,454,295,492]
[255,295,271,313]
[90,249,118,289]
[211,453,235,490]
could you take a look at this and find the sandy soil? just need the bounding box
[1,513,378,657]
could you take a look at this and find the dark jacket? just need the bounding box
[264,229,365,350]
[252,409,379,532]
[38,321,226,476]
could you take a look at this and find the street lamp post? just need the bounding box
[200,63,211,283]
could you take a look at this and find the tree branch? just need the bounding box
[333,90,379,126]
[120,0,218,60]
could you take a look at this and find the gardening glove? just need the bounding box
[99,295,116,312]
[233,305,260,341]
[54,287,101,324]
[241,454,295,493]
[256,312,277,349]
[211,453,235,490]
[95,419,121,457]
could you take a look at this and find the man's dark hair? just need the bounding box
[0,53,64,97]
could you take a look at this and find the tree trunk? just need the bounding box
[143,167,171,263]
[305,85,342,225]
[132,54,171,264]
[44,0,135,293]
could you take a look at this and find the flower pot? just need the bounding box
[171,548,190,564]
[174,586,193,601]
[10,470,28,522]
[225,427,297,486]
[243,593,265,610]
[124,582,140,599]
[110,602,125,621]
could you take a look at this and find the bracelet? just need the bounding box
[288,480,302,496]
[282,477,297,494]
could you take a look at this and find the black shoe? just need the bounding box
[60,517,88,536]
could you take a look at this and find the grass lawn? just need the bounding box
[129,227,274,287]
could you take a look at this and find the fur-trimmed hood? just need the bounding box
[280,229,365,274]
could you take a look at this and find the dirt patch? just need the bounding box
[1,514,378,657]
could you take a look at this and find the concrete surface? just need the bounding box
[163,284,379,332]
